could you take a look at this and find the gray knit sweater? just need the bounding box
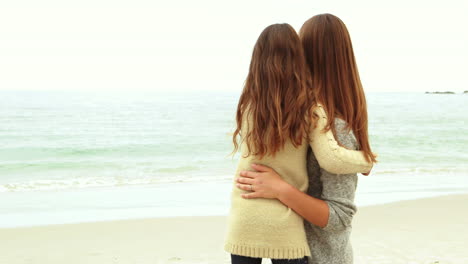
[304,118,359,264]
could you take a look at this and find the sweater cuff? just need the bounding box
[322,202,340,232]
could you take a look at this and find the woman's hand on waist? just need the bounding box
[236,163,290,199]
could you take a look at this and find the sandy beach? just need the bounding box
[1,193,467,264]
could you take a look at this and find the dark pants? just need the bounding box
[231,254,309,264]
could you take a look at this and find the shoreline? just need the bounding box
[2,176,467,229]
[0,193,467,264]
[1,190,467,230]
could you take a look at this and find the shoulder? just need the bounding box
[311,104,358,149]
[333,118,348,132]
[333,118,358,150]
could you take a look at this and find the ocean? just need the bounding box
[0,90,467,228]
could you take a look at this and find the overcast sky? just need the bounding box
[0,0,467,92]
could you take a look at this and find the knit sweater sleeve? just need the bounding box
[309,105,372,174]
[320,118,359,232]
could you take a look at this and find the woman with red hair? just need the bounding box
[224,19,375,264]
[233,14,376,264]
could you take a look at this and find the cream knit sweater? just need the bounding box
[223,105,372,259]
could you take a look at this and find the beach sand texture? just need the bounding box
[0,194,467,264]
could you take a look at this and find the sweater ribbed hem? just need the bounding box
[224,242,311,259]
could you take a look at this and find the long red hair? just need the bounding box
[232,23,315,159]
[299,14,376,162]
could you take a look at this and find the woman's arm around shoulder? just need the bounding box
[309,105,373,174]
[319,117,359,231]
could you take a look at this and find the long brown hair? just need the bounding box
[232,23,315,159]
[299,14,376,163]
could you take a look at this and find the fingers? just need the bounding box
[236,177,254,185]
[236,181,260,199]
[239,170,258,178]
[250,163,271,172]
[241,191,260,199]
[236,183,252,191]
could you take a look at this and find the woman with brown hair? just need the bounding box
[223,21,374,264]
[234,14,376,264]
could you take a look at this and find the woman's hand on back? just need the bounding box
[236,164,290,199]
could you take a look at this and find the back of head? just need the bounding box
[299,13,376,163]
[232,23,314,159]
